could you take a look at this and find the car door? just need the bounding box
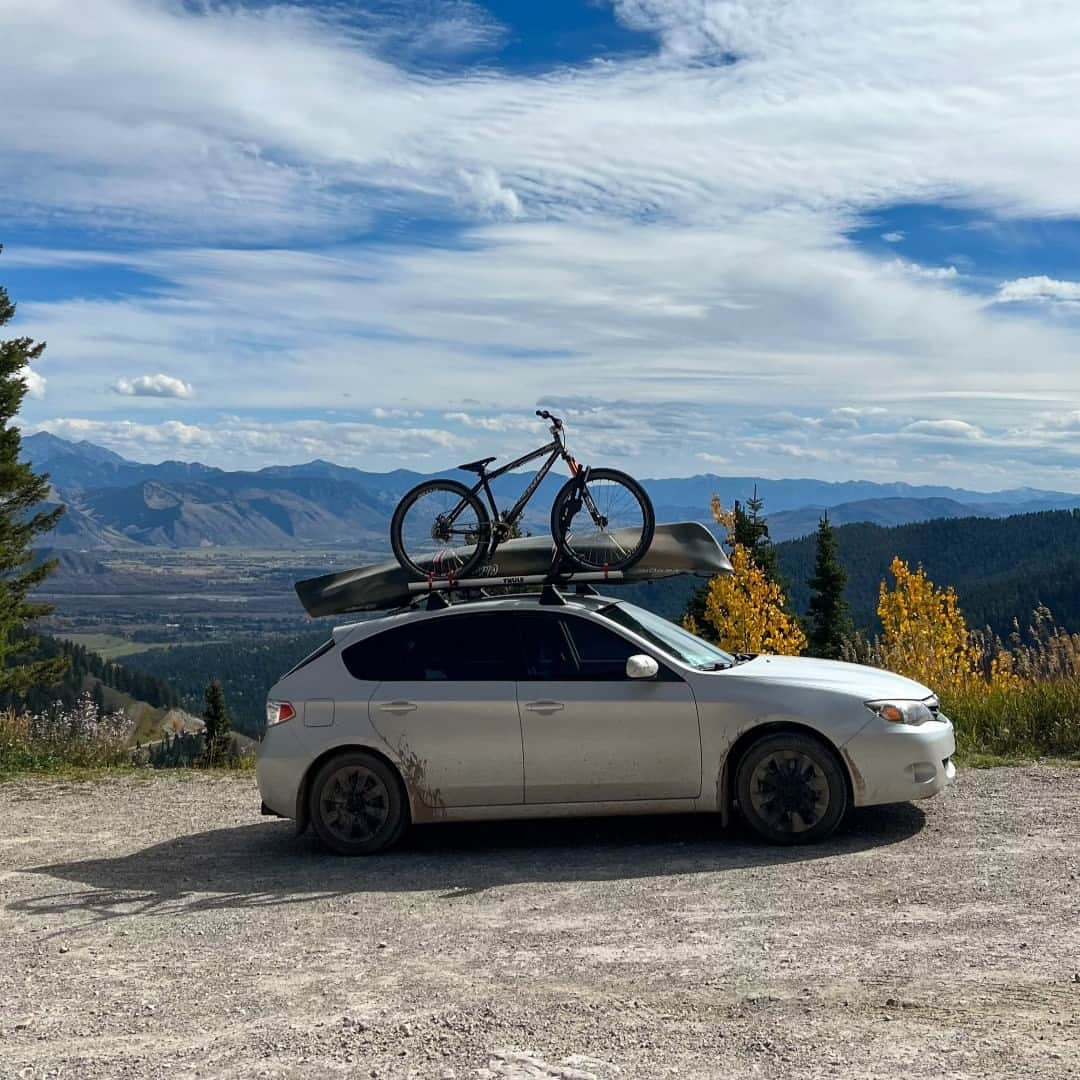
[516,611,702,804]
[359,612,524,808]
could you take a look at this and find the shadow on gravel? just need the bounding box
[13,803,925,918]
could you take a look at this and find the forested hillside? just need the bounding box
[0,634,178,715]
[123,632,329,737]
[775,509,1080,636]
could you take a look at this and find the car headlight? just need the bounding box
[864,699,935,726]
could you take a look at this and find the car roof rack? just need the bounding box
[539,583,567,606]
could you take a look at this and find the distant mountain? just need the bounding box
[20,432,1080,550]
[765,496,1029,543]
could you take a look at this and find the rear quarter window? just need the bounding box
[342,613,520,681]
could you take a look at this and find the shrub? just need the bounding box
[0,692,130,773]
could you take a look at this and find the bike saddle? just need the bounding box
[457,456,497,474]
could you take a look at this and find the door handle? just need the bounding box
[524,700,564,714]
[378,701,418,715]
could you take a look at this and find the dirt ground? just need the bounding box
[0,767,1077,1080]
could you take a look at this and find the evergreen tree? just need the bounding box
[0,245,67,694]
[806,512,853,659]
[201,678,232,765]
[732,486,779,581]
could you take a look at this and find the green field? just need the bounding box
[60,634,217,661]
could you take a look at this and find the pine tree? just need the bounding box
[733,486,779,581]
[0,245,67,694]
[201,678,232,765]
[806,512,853,659]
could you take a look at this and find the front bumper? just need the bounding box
[842,717,957,807]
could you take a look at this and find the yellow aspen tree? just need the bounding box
[877,557,1016,693]
[695,502,807,655]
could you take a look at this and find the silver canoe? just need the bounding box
[295,521,732,617]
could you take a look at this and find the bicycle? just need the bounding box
[390,410,655,580]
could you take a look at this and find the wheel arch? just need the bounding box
[719,721,855,819]
[295,743,412,835]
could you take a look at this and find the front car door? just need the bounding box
[516,611,702,803]
[352,612,524,808]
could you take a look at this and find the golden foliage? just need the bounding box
[876,557,1018,695]
[693,500,806,656]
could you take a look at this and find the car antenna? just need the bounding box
[574,583,600,597]
[425,592,451,610]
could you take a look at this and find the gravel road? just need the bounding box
[1,767,1078,1079]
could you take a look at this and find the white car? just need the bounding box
[257,590,956,854]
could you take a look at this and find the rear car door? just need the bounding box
[349,612,524,808]
[516,611,702,803]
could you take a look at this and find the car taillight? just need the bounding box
[266,701,296,727]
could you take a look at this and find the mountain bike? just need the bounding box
[390,410,655,580]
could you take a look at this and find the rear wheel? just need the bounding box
[390,479,490,580]
[735,732,848,845]
[309,751,409,855]
[551,468,655,571]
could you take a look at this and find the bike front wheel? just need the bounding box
[550,468,655,572]
[390,480,491,580]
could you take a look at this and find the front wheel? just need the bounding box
[390,479,490,580]
[734,732,848,845]
[551,468,655,571]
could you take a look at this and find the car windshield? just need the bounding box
[601,601,735,670]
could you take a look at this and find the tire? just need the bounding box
[734,732,848,845]
[309,751,409,855]
[550,468,655,572]
[390,479,490,580]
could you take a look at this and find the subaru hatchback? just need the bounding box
[257,592,955,854]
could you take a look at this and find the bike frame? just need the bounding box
[449,429,581,546]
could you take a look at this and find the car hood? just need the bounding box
[716,654,934,700]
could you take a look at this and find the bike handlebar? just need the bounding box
[536,409,563,429]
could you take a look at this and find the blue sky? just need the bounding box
[5,0,1080,488]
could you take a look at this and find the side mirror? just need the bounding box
[626,654,659,680]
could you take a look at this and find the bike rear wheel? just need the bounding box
[551,468,655,572]
[390,480,490,580]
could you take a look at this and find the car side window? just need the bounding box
[517,613,677,682]
[518,614,577,679]
[562,615,643,680]
[343,613,519,682]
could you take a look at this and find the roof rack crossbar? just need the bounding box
[407,569,627,595]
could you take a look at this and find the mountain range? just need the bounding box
[22,431,1080,550]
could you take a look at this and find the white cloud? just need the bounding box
[29,417,468,468]
[887,258,959,281]
[112,373,194,399]
[20,367,47,400]
[444,410,543,433]
[372,407,422,419]
[994,276,1080,305]
[696,452,729,466]
[458,168,522,219]
[881,231,905,243]
[902,419,983,440]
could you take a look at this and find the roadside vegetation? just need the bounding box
[689,496,1080,761]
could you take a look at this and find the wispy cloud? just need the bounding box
[7,1,1080,487]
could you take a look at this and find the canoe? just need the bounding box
[295,521,731,617]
